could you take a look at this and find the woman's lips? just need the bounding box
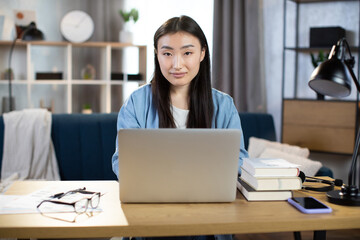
[171,72,186,78]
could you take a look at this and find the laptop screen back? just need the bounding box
[118,129,241,203]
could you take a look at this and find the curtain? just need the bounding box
[212,0,266,112]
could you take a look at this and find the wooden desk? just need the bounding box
[0,180,359,239]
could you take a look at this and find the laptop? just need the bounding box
[117,128,241,203]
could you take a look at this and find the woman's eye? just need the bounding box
[163,52,172,56]
[184,52,192,56]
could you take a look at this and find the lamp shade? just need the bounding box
[309,57,352,98]
[21,22,45,41]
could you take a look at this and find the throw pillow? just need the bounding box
[259,147,322,177]
[248,137,310,158]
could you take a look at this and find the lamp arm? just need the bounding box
[342,38,360,92]
[349,123,360,186]
[341,38,360,187]
[344,61,360,187]
[344,62,360,93]
[8,37,18,112]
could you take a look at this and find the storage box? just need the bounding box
[36,72,63,80]
[111,72,142,81]
[310,27,345,47]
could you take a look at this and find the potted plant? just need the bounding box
[1,68,14,80]
[118,8,139,43]
[310,50,328,69]
[82,104,92,114]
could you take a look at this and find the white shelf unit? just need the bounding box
[0,40,147,113]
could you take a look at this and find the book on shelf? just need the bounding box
[240,167,302,191]
[242,158,300,177]
[237,179,292,201]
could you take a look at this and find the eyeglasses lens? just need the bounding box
[74,198,89,213]
[90,193,100,208]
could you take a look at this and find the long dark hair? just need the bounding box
[151,15,213,128]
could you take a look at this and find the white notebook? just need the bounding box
[117,129,241,203]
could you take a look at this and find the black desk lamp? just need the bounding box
[7,22,44,112]
[309,38,360,206]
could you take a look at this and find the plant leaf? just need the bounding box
[119,10,130,22]
[310,53,318,68]
[131,8,139,23]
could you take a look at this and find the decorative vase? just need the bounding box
[119,22,134,43]
[82,109,92,114]
[119,30,133,43]
[81,64,96,80]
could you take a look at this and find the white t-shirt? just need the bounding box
[171,105,189,129]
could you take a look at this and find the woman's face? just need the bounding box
[156,31,205,90]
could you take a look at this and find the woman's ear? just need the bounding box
[200,47,206,62]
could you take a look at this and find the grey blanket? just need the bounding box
[1,109,60,181]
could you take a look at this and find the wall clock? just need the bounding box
[60,10,94,43]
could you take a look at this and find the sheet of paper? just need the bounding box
[0,186,103,214]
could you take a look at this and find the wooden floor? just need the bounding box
[234,229,360,240]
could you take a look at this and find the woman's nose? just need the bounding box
[173,55,183,70]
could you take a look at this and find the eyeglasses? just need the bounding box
[37,187,101,214]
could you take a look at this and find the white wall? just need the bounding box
[262,0,283,143]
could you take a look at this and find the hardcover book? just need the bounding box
[240,168,302,191]
[242,158,300,177]
[237,179,292,201]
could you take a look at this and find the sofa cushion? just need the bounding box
[51,113,118,180]
[239,113,276,149]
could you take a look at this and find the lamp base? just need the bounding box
[327,190,360,206]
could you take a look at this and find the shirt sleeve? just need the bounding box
[226,103,249,175]
[111,95,140,178]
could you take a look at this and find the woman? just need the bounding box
[112,15,248,240]
[112,15,248,176]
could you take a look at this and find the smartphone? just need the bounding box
[287,197,332,214]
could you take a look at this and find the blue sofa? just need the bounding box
[0,112,332,180]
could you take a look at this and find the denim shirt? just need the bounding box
[111,84,248,240]
[112,84,248,177]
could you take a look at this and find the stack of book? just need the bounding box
[237,158,302,201]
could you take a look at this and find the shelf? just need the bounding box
[111,80,145,85]
[0,80,143,85]
[32,80,67,85]
[0,40,146,49]
[0,80,27,84]
[71,80,107,85]
[283,97,358,102]
[290,0,358,3]
[285,46,359,52]
[0,40,147,113]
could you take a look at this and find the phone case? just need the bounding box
[287,197,332,214]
